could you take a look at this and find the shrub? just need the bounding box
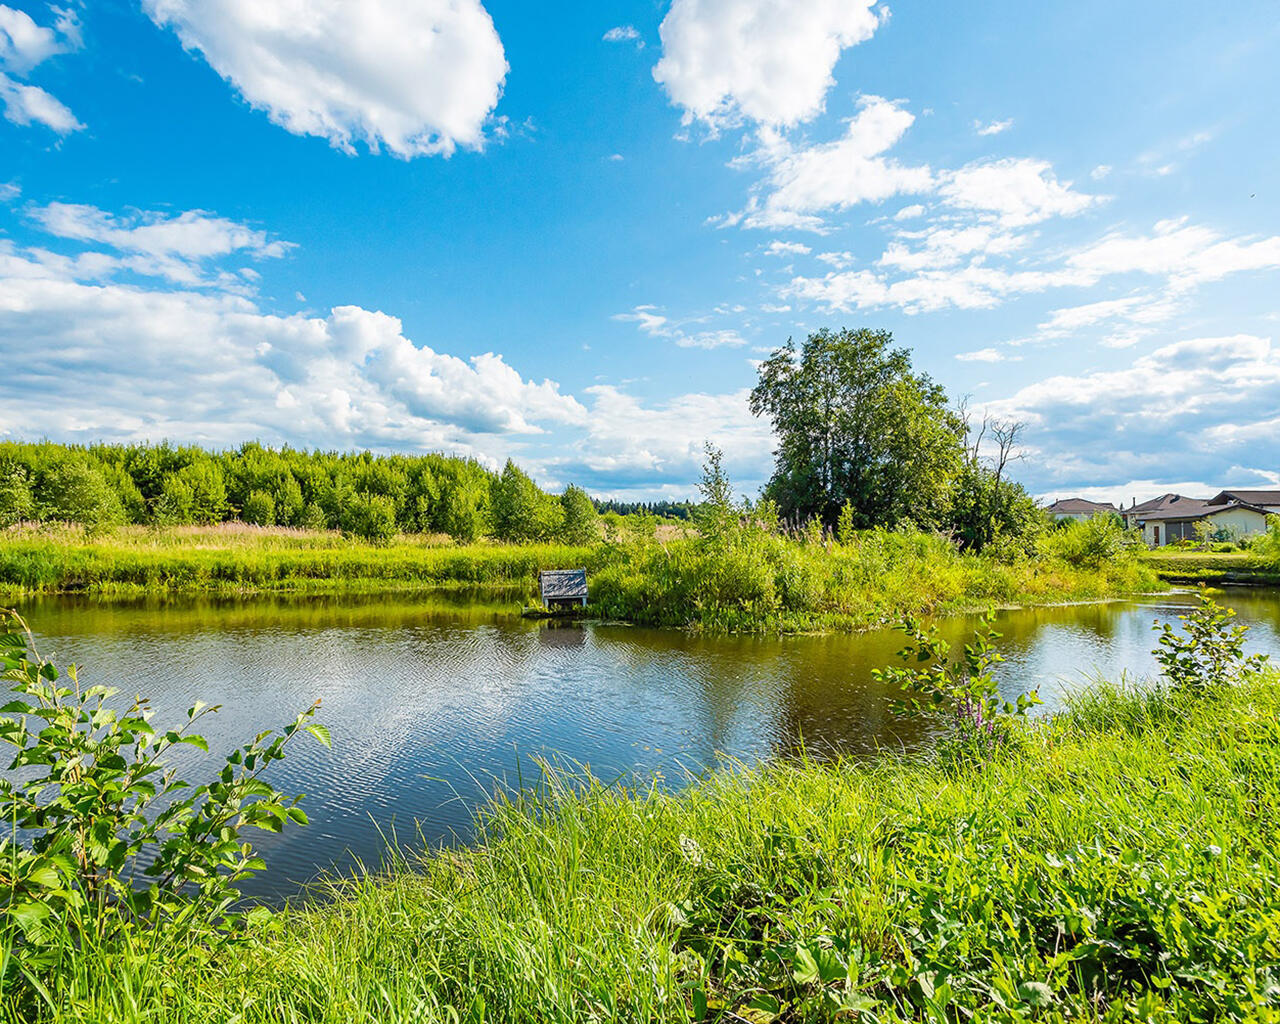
[1154,589,1269,693]
[0,463,34,527]
[0,611,326,1003]
[1038,512,1141,568]
[297,502,329,532]
[241,489,276,526]
[341,491,397,544]
[874,611,1041,759]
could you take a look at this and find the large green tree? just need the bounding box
[749,327,965,529]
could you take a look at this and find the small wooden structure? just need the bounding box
[539,568,588,610]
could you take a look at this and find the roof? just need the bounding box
[1207,489,1280,507]
[1139,500,1276,522]
[1126,493,1207,514]
[1046,497,1119,514]
[539,568,588,600]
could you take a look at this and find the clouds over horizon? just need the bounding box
[143,0,508,157]
[989,334,1280,494]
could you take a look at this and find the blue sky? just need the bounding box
[2,0,1278,503]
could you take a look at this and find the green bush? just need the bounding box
[341,492,398,544]
[0,611,326,1011]
[241,489,276,526]
[34,461,124,533]
[1038,512,1142,568]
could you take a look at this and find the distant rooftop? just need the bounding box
[1046,497,1119,514]
[1208,489,1280,507]
[1127,493,1208,515]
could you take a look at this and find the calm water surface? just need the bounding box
[13,587,1280,899]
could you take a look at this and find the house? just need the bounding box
[1132,495,1276,547]
[1045,497,1120,522]
[538,568,588,610]
[1206,489,1280,513]
[1120,493,1208,531]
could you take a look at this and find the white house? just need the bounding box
[1135,495,1276,547]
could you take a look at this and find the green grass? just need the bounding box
[589,528,1162,633]
[1142,549,1280,586]
[0,524,601,598]
[9,671,1280,1023]
[0,523,1163,634]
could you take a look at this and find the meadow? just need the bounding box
[6,666,1277,1022]
[0,519,1161,633]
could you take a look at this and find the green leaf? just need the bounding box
[1017,981,1055,1007]
[304,723,332,748]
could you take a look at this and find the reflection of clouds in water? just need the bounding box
[14,589,1280,899]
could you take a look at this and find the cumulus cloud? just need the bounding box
[956,348,1003,363]
[143,0,508,158]
[765,240,810,256]
[1068,218,1280,291]
[653,0,882,130]
[734,96,933,230]
[938,157,1100,227]
[0,4,82,133]
[547,385,773,496]
[0,243,586,449]
[988,334,1280,492]
[25,202,294,287]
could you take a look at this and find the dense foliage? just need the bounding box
[3,600,1276,1022]
[750,328,965,532]
[0,612,325,1012]
[0,441,593,545]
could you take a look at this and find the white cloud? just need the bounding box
[765,240,810,256]
[653,0,882,129]
[143,0,508,158]
[786,263,1086,315]
[974,118,1012,137]
[615,305,747,349]
[0,5,79,74]
[736,96,933,230]
[0,181,17,202]
[1068,218,1280,291]
[988,334,1280,492]
[1090,164,1112,181]
[549,385,773,495]
[0,74,79,132]
[938,157,1100,227]
[25,203,293,287]
[894,204,925,220]
[878,223,1024,272]
[0,247,586,448]
[0,5,82,134]
[603,25,642,47]
[956,348,1003,362]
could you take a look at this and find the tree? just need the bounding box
[491,460,561,542]
[695,442,737,541]
[36,460,125,533]
[559,485,599,545]
[241,490,276,526]
[341,492,397,544]
[749,328,965,529]
[947,408,1044,552]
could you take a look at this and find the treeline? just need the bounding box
[591,499,696,521]
[0,441,599,544]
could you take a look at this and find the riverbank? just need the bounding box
[0,523,1162,633]
[1144,548,1280,586]
[13,669,1278,1023]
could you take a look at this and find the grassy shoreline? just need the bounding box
[1143,548,1280,586]
[0,523,1165,633]
[11,671,1279,1023]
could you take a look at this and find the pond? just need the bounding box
[11,586,1280,900]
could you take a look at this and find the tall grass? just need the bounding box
[8,671,1278,1022]
[0,522,1161,632]
[590,526,1160,632]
